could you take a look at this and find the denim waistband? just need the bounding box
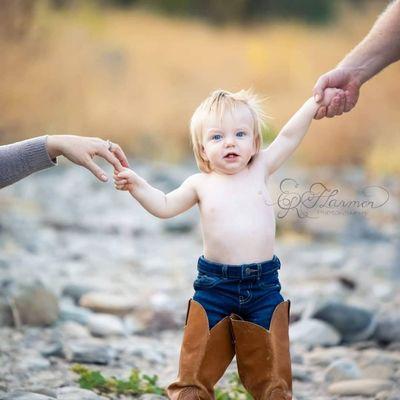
[197,254,281,279]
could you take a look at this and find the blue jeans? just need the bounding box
[192,254,285,330]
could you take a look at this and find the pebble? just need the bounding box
[87,313,126,337]
[64,340,117,364]
[328,379,394,396]
[374,313,400,344]
[312,301,376,342]
[13,283,59,326]
[289,319,341,347]
[56,386,108,400]
[80,292,137,316]
[323,358,362,383]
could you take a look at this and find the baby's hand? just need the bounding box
[315,88,346,118]
[113,167,142,193]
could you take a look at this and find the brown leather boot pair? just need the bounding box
[167,299,292,400]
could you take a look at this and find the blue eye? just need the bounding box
[211,134,222,141]
[236,131,246,137]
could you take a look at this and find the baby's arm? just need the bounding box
[261,88,344,176]
[114,168,199,218]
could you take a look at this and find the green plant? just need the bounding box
[71,364,166,396]
[215,373,253,400]
[72,365,251,399]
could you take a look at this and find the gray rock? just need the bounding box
[289,318,341,347]
[62,284,95,304]
[323,358,362,383]
[59,301,92,325]
[56,386,108,400]
[87,313,126,337]
[64,341,117,364]
[40,341,65,358]
[0,392,56,400]
[328,379,394,396]
[80,292,136,316]
[139,395,168,400]
[59,321,90,338]
[0,297,13,326]
[291,365,312,382]
[17,356,51,372]
[162,218,195,234]
[374,313,400,344]
[312,301,376,342]
[13,282,59,326]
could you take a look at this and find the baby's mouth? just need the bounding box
[224,152,239,159]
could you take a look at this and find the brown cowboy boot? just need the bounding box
[230,300,293,400]
[167,299,235,400]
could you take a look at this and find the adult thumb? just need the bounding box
[312,75,328,103]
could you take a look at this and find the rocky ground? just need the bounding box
[0,159,399,400]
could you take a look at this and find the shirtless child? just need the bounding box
[114,88,344,400]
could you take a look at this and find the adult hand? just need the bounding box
[46,135,129,182]
[312,67,362,119]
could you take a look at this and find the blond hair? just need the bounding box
[190,89,266,173]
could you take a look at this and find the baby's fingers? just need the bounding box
[115,185,128,191]
[113,177,127,184]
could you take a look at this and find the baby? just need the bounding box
[114,88,344,400]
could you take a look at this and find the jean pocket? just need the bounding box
[258,271,281,291]
[193,272,223,289]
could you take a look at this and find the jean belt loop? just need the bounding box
[257,263,261,279]
[222,265,228,278]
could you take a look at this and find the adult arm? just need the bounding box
[259,89,344,176]
[313,0,400,119]
[0,135,129,189]
[0,136,56,189]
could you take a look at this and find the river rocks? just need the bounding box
[323,358,362,382]
[0,297,13,326]
[312,301,376,342]
[374,313,400,344]
[64,340,117,364]
[0,392,56,400]
[13,283,59,326]
[1,164,399,399]
[289,319,341,347]
[87,313,126,337]
[62,284,95,304]
[15,356,51,372]
[328,378,394,396]
[56,386,108,400]
[79,292,136,316]
[59,299,93,325]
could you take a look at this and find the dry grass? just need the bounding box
[0,2,399,173]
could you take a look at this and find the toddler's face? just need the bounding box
[201,104,256,175]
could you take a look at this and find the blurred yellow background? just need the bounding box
[1,0,399,175]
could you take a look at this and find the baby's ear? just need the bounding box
[200,145,208,160]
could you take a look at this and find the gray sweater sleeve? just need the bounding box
[0,136,57,189]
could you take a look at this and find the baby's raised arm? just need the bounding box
[114,168,199,218]
[260,88,344,176]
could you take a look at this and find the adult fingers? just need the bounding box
[336,93,345,115]
[344,89,358,112]
[97,145,124,172]
[314,106,327,120]
[312,74,329,103]
[84,159,108,182]
[111,144,130,168]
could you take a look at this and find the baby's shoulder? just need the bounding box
[185,172,207,188]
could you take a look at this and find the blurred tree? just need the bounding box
[135,0,339,24]
[0,0,37,39]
